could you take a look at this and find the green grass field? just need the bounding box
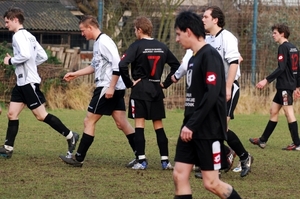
[0,108,299,199]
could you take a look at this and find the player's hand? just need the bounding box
[63,72,77,82]
[180,126,193,142]
[256,79,268,89]
[171,75,178,83]
[132,78,141,87]
[0,106,2,115]
[294,88,300,100]
[4,53,11,65]
[226,87,231,102]
[105,87,115,99]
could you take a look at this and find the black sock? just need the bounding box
[75,133,94,162]
[126,133,136,156]
[227,188,241,199]
[155,128,169,157]
[174,195,192,199]
[227,129,248,159]
[43,114,70,136]
[134,128,146,162]
[288,121,300,146]
[5,120,19,147]
[224,145,231,154]
[260,120,277,142]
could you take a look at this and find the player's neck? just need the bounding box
[191,40,206,54]
[14,25,24,33]
[209,26,222,36]
[279,38,288,44]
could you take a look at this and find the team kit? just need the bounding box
[1,5,300,199]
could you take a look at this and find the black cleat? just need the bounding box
[240,154,254,177]
[67,132,79,154]
[0,145,13,159]
[59,155,83,167]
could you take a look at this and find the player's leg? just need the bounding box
[128,98,148,170]
[153,119,172,169]
[0,101,24,158]
[111,110,137,166]
[199,140,242,198]
[59,87,105,166]
[173,135,194,198]
[226,81,253,176]
[281,90,300,150]
[250,93,282,148]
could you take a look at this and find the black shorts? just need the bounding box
[273,89,293,106]
[10,83,46,110]
[88,87,126,115]
[227,80,240,119]
[174,136,227,171]
[128,98,165,120]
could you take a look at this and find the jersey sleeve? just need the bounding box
[35,42,48,65]
[174,49,193,80]
[223,32,240,64]
[162,49,180,88]
[119,43,137,88]
[266,45,287,83]
[102,38,121,76]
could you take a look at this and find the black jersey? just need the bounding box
[266,41,300,90]
[183,44,227,140]
[119,38,180,101]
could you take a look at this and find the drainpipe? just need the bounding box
[98,0,104,29]
[251,0,258,85]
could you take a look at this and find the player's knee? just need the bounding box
[202,178,220,192]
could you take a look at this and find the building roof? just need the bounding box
[0,0,80,32]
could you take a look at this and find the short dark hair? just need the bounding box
[205,6,225,28]
[3,7,25,24]
[174,11,205,39]
[79,15,99,28]
[271,24,290,39]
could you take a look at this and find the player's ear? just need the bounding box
[186,28,192,37]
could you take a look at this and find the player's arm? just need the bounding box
[35,42,48,65]
[105,44,121,98]
[6,35,31,65]
[172,50,193,82]
[64,65,94,82]
[119,44,137,88]
[223,35,240,101]
[267,45,287,82]
[162,50,180,88]
[226,62,238,101]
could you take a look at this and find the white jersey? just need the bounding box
[174,49,193,80]
[175,30,241,81]
[11,29,48,86]
[91,33,125,90]
[205,29,241,80]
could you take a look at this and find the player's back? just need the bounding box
[131,38,171,81]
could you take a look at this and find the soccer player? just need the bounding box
[0,7,79,159]
[173,10,242,199]
[119,16,180,170]
[249,24,300,150]
[172,6,253,177]
[59,15,137,167]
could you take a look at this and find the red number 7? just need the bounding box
[148,55,161,76]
